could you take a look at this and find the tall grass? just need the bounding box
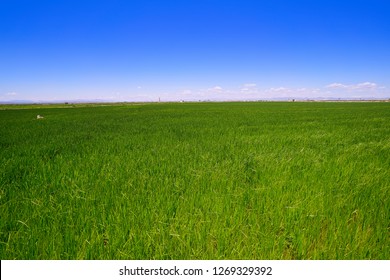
[0,102,389,259]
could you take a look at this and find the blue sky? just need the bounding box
[1,0,389,102]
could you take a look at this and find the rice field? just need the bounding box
[0,102,389,259]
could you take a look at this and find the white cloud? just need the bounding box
[243,83,257,88]
[5,92,18,96]
[241,83,259,94]
[354,82,378,90]
[326,82,378,91]
[181,89,192,95]
[259,87,333,99]
[268,87,291,93]
[207,86,224,93]
[326,83,348,89]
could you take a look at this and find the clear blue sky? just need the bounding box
[1,0,389,102]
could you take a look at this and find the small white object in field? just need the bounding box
[37,115,44,119]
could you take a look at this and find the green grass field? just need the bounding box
[0,102,389,259]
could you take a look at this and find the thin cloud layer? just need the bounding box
[243,83,257,88]
[326,82,378,91]
[207,86,224,93]
[0,92,18,101]
[241,83,258,94]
